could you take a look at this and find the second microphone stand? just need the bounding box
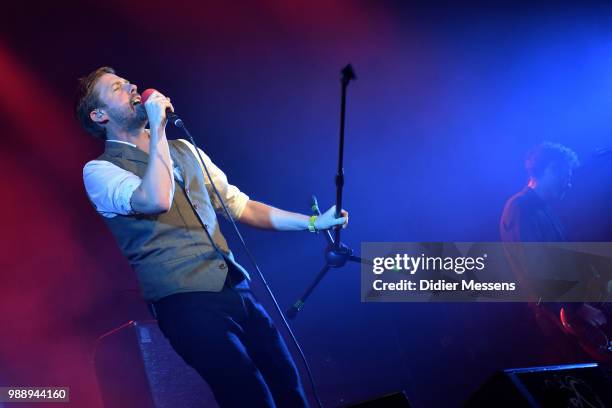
[287,64,372,319]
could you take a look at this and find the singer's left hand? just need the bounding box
[315,205,349,230]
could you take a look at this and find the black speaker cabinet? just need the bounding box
[94,320,218,408]
[466,363,612,408]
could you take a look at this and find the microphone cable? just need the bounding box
[175,120,325,408]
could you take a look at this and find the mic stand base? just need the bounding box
[287,196,372,319]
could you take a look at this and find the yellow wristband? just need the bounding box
[308,215,318,233]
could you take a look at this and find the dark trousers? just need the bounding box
[153,274,308,408]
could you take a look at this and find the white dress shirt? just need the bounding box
[83,139,249,219]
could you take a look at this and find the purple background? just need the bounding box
[2,1,612,406]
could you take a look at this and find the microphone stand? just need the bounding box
[287,64,373,319]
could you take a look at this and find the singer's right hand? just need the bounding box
[143,90,174,133]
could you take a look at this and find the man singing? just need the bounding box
[75,66,348,407]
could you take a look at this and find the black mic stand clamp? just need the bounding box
[287,64,373,319]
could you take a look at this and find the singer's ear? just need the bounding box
[90,109,109,125]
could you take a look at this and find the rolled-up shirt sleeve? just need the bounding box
[177,139,249,220]
[83,160,142,218]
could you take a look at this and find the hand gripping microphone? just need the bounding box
[141,88,183,127]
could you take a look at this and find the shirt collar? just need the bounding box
[106,139,137,148]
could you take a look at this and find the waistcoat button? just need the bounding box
[193,202,199,210]
[219,264,226,270]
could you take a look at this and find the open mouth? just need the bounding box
[130,96,142,111]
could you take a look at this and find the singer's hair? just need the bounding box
[74,66,115,140]
[525,142,579,178]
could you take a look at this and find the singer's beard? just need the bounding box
[108,104,148,133]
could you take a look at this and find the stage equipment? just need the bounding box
[466,363,612,407]
[346,391,411,407]
[94,320,218,408]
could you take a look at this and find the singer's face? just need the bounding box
[94,73,147,130]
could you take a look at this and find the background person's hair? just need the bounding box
[525,141,580,178]
[74,66,115,140]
